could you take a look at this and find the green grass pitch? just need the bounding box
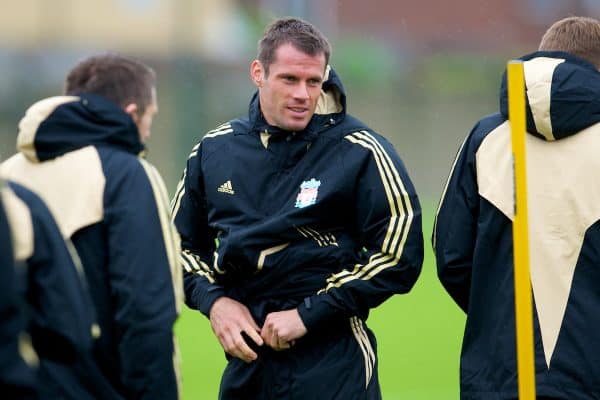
[175,207,466,399]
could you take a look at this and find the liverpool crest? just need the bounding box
[295,179,321,208]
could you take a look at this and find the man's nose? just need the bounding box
[292,83,309,101]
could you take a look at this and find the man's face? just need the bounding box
[130,87,158,143]
[251,43,326,132]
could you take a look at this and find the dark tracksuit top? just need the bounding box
[1,94,182,399]
[0,183,37,399]
[434,51,600,400]
[1,180,97,399]
[173,68,424,399]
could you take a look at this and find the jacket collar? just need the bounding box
[17,93,143,162]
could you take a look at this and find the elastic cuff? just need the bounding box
[296,295,337,331]
[197,285,226,317]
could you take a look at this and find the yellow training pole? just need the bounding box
[507,60,536,399]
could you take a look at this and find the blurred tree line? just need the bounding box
[0,6,514,202]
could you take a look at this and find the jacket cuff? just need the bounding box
[196,284,226,317]
[296,295,338,331]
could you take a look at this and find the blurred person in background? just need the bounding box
[172,17,423,399]
[0,182,37,399]
[0,177,97,399]
[433,16,600,400]
[1,53,182,399]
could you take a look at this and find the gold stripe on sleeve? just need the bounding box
[317,131,414,293]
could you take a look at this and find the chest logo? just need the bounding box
[295,179,321,208]
[217,180,235,195]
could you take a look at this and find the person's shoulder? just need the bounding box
[93,147,164,199]
[202,121,238,141]
[187,120,236,151]
[469,112,506,146]
[191,119,250,161]
[97,151,165,208]
[330,114,395,150]
[94,146,145,175]
[202,117,253,145]
[318,113,369,143]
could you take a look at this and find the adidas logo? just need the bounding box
[217,180,235,195]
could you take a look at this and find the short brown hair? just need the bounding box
[64,53,156,112]
[257,17,331,76]
[539,16,600,67]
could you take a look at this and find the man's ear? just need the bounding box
[250,60,263,88]
[124,103,138,120]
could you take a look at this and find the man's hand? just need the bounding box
[261,309,307,351]
[209,297,263,363]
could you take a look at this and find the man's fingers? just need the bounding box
[247,315,261,333]
[270,328,278,349]
[260,324,271,344]
[219,333,240,360]
[262,324,290,351]
[277,338,291,350]
[233,334,258,362]
[243,326,264,347]
[218,330,258,363]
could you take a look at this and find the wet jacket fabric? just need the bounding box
[1,94,182,399]
[434,51,600,400]
[173,68,423,398]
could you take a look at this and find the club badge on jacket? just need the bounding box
[295,179,321,208]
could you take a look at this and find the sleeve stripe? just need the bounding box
[304,226,329,245]
[139,160,184,312]
[346,134,399,253]
[326,253,386,282]
[206,122,231,135]
[193,268,215,284]
[296,226,338,247]
[170,167,187,217]
[205,128,233,139]
[432,134,469,250]
[180,254,193,272]
[204,124,233,138]
[322,253,396,291]
[171,123,234,216]
[181,250,211,273]
[180,251,215,283]
[138,159,183,390]
[353,317,375,366]
[350,316,374,388]
[352,131,414,257]
[193,270,214,282]
[317,132,414,292]
[180,252,199,272]
[140,161,179,270]
[297,227,310,239]
[297,226,325,247]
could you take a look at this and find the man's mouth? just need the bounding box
[288,106,308,115]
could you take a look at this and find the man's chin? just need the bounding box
[282,121,310,132]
